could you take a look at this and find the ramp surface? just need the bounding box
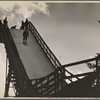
[10,29,55,79]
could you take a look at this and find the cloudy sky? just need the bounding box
[0,1,100,97]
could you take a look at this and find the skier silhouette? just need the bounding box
[0,20,2,28]
[23,29,29,46]
[25,18,29,30]
[3,17,8,28]
[20,20,25,29]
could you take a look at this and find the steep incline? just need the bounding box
[10,29,55,79]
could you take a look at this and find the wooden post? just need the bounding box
[96,57,99,85]
[5,53,8,83]
[4,65,11,97]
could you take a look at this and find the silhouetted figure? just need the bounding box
[20,20,25,29]
[25,18,29,30]
[98,20,100,23]
[23,29,29,46]
[3,17,8,28]
[11,25,17,29]
[0,20,2,28]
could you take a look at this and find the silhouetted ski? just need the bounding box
[23,42,28,46]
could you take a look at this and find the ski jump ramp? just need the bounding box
[10,29,55,79]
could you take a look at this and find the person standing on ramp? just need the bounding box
[25,18,29,30]
[23,29,29,46]
[3,17,8,28]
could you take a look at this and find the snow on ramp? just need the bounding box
[10,29,55,79]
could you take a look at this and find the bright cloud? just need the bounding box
[0,1,50,28]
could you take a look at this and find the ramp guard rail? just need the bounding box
[1,25,30,97]
[27,22,99,96]
[28,22,61,69]
[28,56,99,96]
[28,22,79,79]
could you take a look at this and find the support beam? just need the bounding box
[4,65,11,97]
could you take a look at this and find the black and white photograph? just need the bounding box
[0,1,100,98]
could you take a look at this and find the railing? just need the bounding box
[30,67,63,96]
[2,25,29,79]
[28,22,99,96]
[28,21,79,79]
[63,57,99,78]
[28,57,98,96]
[62,57,100,83]
[29,22,61,69]
[28,22,74,96]
[1,25,30,97]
